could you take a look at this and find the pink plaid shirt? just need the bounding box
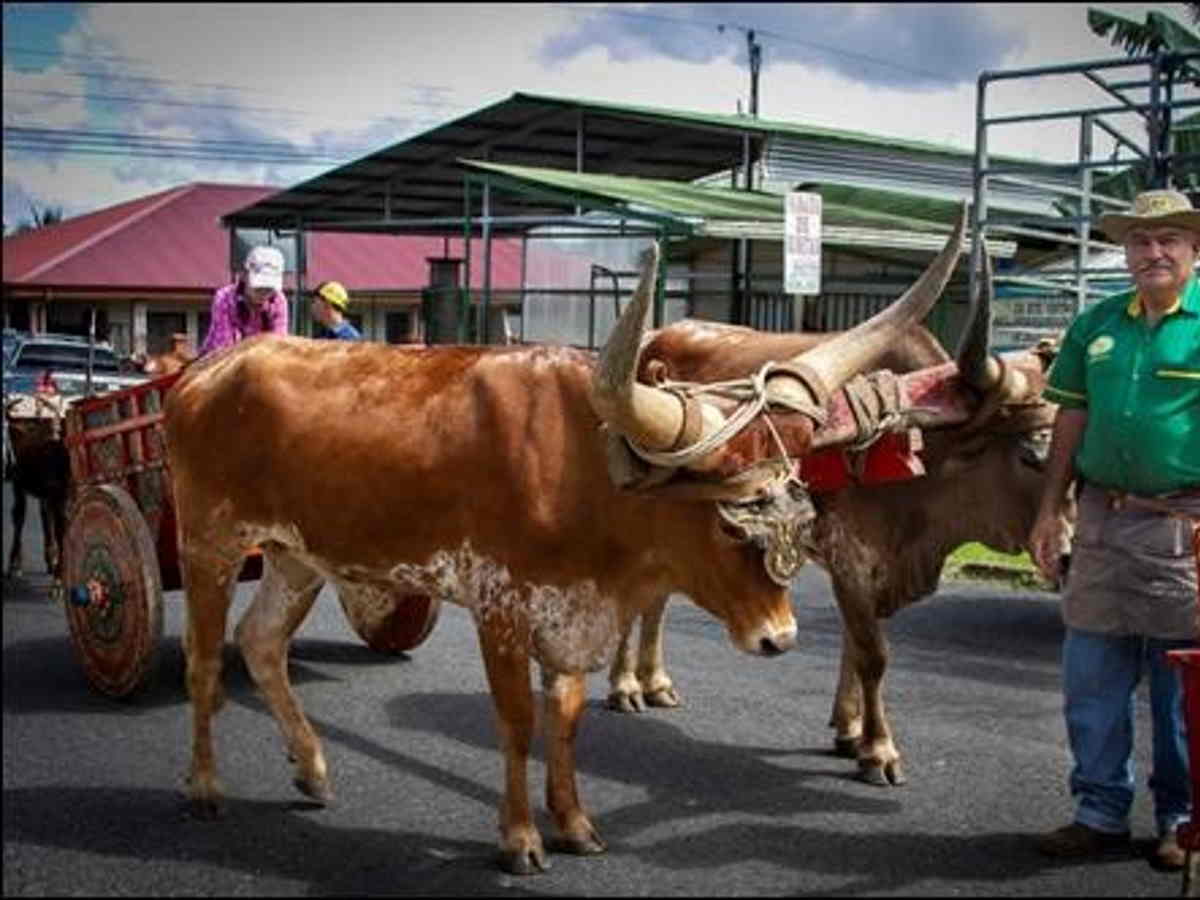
[198,280,289,356]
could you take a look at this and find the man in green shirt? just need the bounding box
[1030,189,1199,872]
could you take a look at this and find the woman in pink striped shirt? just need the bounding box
[197,245,290,357]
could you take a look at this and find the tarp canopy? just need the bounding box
[459,160,1020,256]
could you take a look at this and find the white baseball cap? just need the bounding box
[245,245,284,291]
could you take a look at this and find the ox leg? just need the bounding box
[181,547,242,819]
[606,595,678,713]
[832,583,904,787]
[38,497,59,575]
[542,668,605,856]
[6,483,26,577]
[635,595,679,708]
[234,546,329,806]
[607,614,644,713]
[829,631,864,759]
[476,612,545,875]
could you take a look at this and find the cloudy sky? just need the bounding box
[3,2,1195,230]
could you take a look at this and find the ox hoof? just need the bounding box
[606,691,646,714]
[644,686,681,708]
[556,832,607,857]
[833,736,860,759]
[499,846,550,876]
[856,760,907,787]
[293,774,334,807]
[187,792,226,821]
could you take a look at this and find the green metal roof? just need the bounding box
[222,90,1049,234]
[456,160,1019,257]
[459,159,1016,235]
[508,92,1005,164]
[460,159,786,224]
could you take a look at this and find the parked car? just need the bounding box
[3,328,26,368]
[3,333,150,398]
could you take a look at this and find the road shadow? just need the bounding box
[1,785,540,897]
[632,819,1157,896]
[374,690,899,835]
[2,633,408,716]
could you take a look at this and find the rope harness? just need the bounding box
[624,359,830,472]
[609,363,918,587]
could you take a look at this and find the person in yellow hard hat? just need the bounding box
[310,280,362,341]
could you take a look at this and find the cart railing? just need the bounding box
[63,371,185,590]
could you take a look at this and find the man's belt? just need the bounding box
[1100,489,1200,523]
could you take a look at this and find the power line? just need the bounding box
[2,126,370,165]
[3,45,461,97]
[551,3,958,85]
[3,87,450,126]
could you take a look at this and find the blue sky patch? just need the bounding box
[3,2,88,72]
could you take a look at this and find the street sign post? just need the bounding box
[785,190,822,300]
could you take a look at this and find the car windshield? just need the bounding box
[13,344,122,373]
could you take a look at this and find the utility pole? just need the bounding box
[719,24,763,326]
[747,29,761,117]
[717,24,762,118]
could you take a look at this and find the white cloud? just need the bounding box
[3,1,1196,227]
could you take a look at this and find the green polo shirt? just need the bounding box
[1044,275,1200,496]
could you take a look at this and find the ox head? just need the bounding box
[587,207,969,641]
[938,249,1069,560]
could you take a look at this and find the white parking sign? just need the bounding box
[785,191,822,295]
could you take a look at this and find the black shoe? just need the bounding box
[1035,823,1131,859]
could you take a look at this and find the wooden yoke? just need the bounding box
[726,350,1049,494]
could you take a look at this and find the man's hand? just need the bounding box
[1029,510,1066,583]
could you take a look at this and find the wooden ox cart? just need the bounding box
[56,372,441,697]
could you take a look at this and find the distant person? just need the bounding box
[144,333,197,376]
[198,245,289,357]
[310,280,361,341]
[1029,188,1199,873]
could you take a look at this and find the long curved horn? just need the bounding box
[956,242,1000,390]
[955,248,1030,401]
[780,201,968,404]
[590,244,726,457]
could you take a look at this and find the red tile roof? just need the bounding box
[2,182,523,291]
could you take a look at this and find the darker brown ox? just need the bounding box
[4,396,70,579]
[608,263,1063,788]
[163,214,964,875]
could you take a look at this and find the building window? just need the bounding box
[385,310,417,344]
[197,311,211,344]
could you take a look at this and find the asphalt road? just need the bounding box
[2,481,1185,896]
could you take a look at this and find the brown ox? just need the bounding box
[163,212,966,874]
[607,265,1063,787]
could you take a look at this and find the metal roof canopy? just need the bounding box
[459,160,1019,255]
[221,90,1027,236]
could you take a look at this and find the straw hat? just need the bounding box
[1098,189,1200,243]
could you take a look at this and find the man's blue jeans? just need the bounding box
[1063,627,1193,838]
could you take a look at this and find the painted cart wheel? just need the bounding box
[61,485,163,697]
[337,588,441,654]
